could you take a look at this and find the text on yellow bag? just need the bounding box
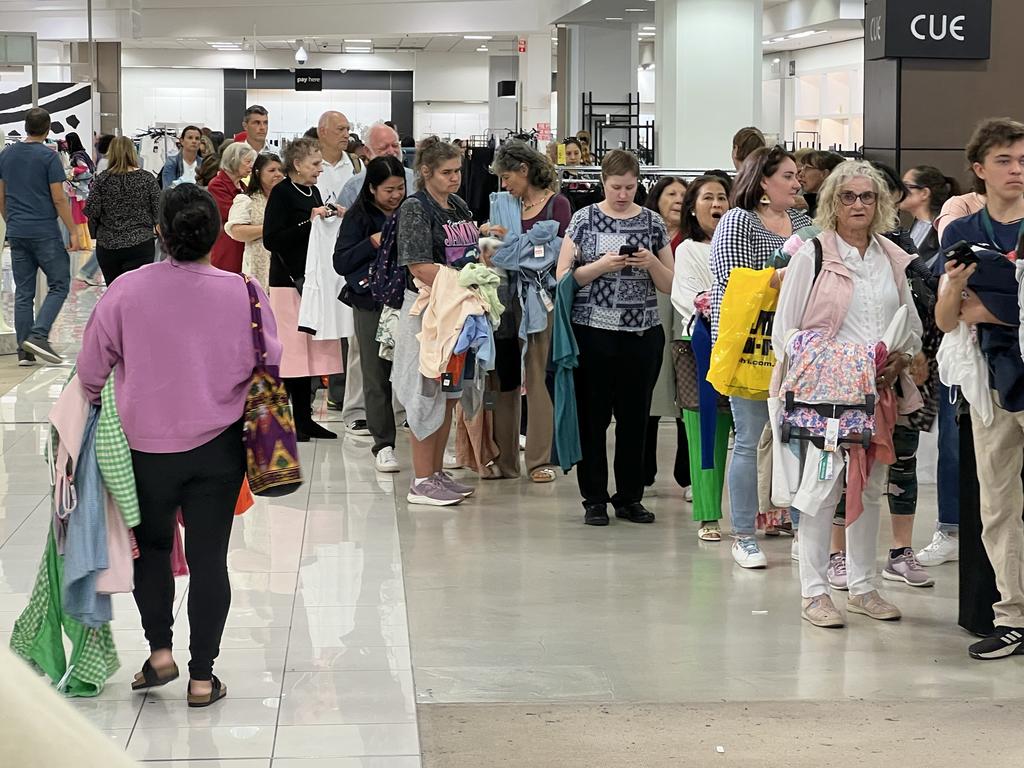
[707,267,778,400]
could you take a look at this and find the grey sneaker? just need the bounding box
[435,471,474,498]
[847,590,902,621]
[407,476,463,507]
[22,336,62,364]
[802,594,845,628]
[827,551,848,591]
[884,549,935,587]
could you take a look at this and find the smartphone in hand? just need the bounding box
[619,245,638,276]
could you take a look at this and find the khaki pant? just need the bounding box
[492,323,555,477]
[971,399,1024,626]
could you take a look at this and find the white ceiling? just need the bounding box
[122,35,524,55]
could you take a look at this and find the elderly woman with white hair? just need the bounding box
[208,141,257,273]
[772,161,923,629]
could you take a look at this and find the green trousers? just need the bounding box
[681,408,731,522]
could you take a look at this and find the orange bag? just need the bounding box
[234,477,255,516]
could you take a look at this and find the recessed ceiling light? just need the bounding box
[345,39,371,43]
[605,17,624,21]
[464,35,493,40]
[641,26,656,31]
[762,40,771,45]
[477,46,488,51]
[625,7,645,10]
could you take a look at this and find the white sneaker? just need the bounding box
[683,486,693,502]
[916,530,959,566]
[791,536,800,562]
[374,446,399,473]
[519,434,527,451]
[732,536,767,569]
[443,450,462,470]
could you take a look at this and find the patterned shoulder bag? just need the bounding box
[242,276,303,496]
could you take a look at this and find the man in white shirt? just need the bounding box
[160,125,203,188]
[338,122,416,209]
[313,110,369,433]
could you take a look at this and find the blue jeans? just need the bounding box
[936,384,960,533]
[9,237,71,345]
[729,396,768,536]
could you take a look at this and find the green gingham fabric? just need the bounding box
[9,527,120,697]
[96,376,140,528]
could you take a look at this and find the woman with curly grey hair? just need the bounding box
[480,141,571,482]
[773,160,923,629]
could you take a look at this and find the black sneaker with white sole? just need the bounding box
[17,350,36,367]
[21,336,62,364]
[346,419,371,436]
[969,627,1024,659]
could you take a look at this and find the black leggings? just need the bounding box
[96,239,156,285]
[131,422,245,681]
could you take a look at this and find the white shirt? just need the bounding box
[180,158,197,184]
[671,239,713,336]
[316,152,356,208]
[773,234,922,359]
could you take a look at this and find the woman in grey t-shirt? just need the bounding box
[555,150,675,527]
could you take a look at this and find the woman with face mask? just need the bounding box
[672,175,733,541]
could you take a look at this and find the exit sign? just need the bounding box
[518,38,527,53]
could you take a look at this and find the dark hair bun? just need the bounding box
[158,184,221,262]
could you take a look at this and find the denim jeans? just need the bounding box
[729,396,769,536]
[936,384,960,533]
[9,237,71,345]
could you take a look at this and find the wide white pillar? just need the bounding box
[655,0,763,168]
[563,23,639,145]
[519,33,553,139]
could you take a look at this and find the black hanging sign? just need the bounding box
[865,0,992,61]
[294,69,323,91]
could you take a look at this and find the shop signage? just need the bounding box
[865,0,992,60]
[294,69,323,91]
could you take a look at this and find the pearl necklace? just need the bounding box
[291,180,313,197]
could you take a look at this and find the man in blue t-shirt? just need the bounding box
[0,107,78,365]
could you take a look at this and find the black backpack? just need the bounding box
[369,210,405,310]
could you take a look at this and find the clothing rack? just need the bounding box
[555,166,724,184]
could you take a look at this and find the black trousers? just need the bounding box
[573,323,664,508]
[130,422,245,680]
[285,376,316,431]
[644,416,691,489]
[96,239,156,285]
[353,306,396,454]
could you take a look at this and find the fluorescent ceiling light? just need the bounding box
[476,46,488,51]
[625,7,645,10]
[605,17,624,21]
[638,32,655,36]
[345,39,371,43]
[641,26,656,31]
[464,35,492,40]
[345,48,371,53]
[787,30,821,39]
[770,37,785,43]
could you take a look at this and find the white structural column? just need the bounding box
[562,23,639,143]
[519,33,553,138]
[655,0,764,168]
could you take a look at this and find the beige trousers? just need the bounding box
[971,399,1024,626]
[492,323,555,477]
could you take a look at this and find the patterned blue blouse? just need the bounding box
[566,205,668,332]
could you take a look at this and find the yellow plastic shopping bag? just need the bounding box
[707,267,778,400]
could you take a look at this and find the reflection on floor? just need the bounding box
[1,280,1021,768]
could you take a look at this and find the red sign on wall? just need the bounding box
[518,38,527,53]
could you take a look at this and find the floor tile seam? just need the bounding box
[270,436,318,759]
[390,474,426,759]
[0,494,48,550]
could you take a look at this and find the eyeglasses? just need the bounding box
[839,191,877,206]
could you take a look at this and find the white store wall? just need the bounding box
[122,68,224,136]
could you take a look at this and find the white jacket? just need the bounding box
[297,216,354,341]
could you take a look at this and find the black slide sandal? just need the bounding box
[131,659,180,691]
[187,676,228,708]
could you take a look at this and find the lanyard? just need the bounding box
[980,207,1024,254]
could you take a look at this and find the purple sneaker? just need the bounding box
[883,549,935,587]
[436,471,475,497]
[827,551,848,591]
[407,476,464,507]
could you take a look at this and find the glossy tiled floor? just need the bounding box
[0,282,421,766]
[3,279,1023,768]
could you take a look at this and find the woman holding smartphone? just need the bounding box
[556,150,675,527]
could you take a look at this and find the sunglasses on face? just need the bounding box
[839,191,877,206]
